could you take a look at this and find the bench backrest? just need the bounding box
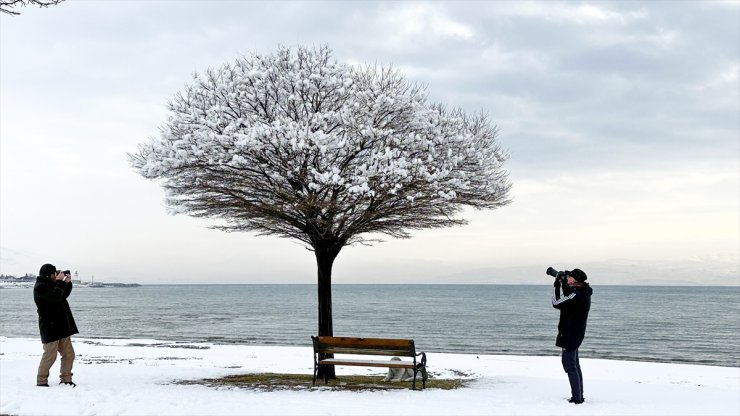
[313,336,416,357]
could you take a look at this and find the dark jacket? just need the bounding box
[34,276,79,344]
[552,282,592,350]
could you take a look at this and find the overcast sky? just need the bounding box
[1,1,738,285]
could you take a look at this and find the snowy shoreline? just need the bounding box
[1,337,738,415]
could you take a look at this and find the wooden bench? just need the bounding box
[311,336,428,390]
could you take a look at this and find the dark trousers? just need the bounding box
[561,348,583,400]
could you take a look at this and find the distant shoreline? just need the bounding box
[1,281,738,288]
[0,281,141,289]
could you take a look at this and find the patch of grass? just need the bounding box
[180,373,471,392]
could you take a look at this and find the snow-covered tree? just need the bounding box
[130,45,511,377]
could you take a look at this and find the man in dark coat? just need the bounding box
[552,268,592,404]
[34,263,78,387]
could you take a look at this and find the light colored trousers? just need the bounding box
[37,336,75,385]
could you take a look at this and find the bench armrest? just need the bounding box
[415,351,427,368]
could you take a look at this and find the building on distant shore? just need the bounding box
[0,274,140,287]
[0,274,36,282]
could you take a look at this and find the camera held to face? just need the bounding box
[55,270,71,279]
[546,267,570,285]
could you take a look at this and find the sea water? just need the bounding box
[1,284,738,367]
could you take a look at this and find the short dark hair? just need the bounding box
[39,264,56,278]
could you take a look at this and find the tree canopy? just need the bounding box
[130,45,511,251]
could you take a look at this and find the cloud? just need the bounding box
[378,3,474,42]
[695,62,740,90]
[586,26,679,50]
[492,2,647,25]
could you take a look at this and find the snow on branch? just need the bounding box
[0,0,65,15]
[130,45,511,250]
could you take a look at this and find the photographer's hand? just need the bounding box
[54,271,65,281]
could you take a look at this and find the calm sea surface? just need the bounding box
[1,284,738,367]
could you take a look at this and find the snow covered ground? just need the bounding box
[0,337,738,416]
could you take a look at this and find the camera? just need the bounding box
[60,270,71,276]
[546,267,570,285]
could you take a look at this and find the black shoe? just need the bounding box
[36,383,49,387]
[60,381,76,387]
[568,397,584,404]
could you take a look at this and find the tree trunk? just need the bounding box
[315,241,340,380]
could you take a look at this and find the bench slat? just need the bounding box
[318,348,415,357]
[316,336,414,350]
[318,358,416,368]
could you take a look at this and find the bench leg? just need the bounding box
[413,365,427,390]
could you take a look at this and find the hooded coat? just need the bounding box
[34,276,79,344]
[552,282,592,350]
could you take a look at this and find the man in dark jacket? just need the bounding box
[552,268,592,404]
[34,263,78,387]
